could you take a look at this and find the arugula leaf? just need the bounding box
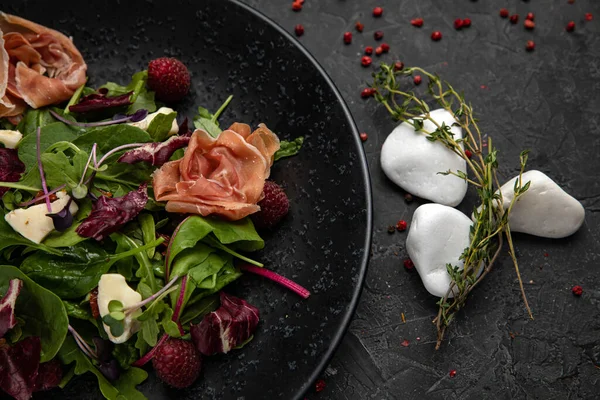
[274,137,304,161]
[17,122,79,173]
[0,213,62,256]
[58,337,148,400]
[94,162,155,194]
[192,95,233,138]
[16,108,56,137]
[100,70,157,114]
[18,151,80,190]
[20,239,162,299]
[110,233,159,293]
[138,214,155,258]
[146,112,177,142]
[180,294,219,325]
[0,265,68,362]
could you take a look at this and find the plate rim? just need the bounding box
[228,1,373,398]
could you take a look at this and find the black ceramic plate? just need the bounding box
[3,1,372,399]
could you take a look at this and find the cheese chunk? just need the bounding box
[4,192,79,244]
[98,274,142,344]
[0,130,23,149]
[128,107,179,136]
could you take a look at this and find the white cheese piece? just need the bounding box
[380,108,468,207]
[98,274,143,344]
[406,204,473,298]
[4,192,79,244]
[0,129,23,149]
[128,107,179,136]
[488,170,585,238]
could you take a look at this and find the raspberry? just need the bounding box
[147,57,191,103]
[251,181,290,229]
[152,339,201,388]
[33,359,62,392]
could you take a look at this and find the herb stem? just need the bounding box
[36,127,52,213]
[240,264,311,299]
[212,95,233,123]
[123,274,180,314]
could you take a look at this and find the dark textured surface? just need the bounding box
[235,1,600,399]
[3,1,371,400]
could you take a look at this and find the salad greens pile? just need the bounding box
[0,70,304,400]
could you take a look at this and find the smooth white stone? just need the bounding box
[494,170,585,238]
[380,108,467,207]
[406,204,472,298]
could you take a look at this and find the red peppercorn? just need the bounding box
[396,220,408,231]
[361,56,372,67]
[373,7,383,17]
[431,31,442,41]
[292,2,302,11]
[360,132,368,142]
[361,87,375,98]
[356,21,364,32]
[449,370,457,378]
[465,149,473,159]
[365,46,373,55]
[526,12,535,21]
[463,18,472,28]
[294,24,304,36]
[526,40,535,51]
[400,339,410,347]
[403,259,414,270]
[381,43,390,52]
[343,31,352,44]
[394,61,405,71]
[413,75,422,85]
[566,21,575,32]
[454,18,464,30]
[585,13,593,21]
[411,18,424,27]
[374,30,384,40]
[499,8,509,18]
[572,285,583,296]
[524,19,535,29]
[510,14,519,24]
[315,379,326,393]
[375,46,383,56]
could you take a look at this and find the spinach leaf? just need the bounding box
[19,151,80,190]
[0,213,62,256]
[72,124,151,157]
[274,137,304,161]
[100,70,157,114]
[43,198,93,248]
[17,122,79,173]
[16,108,56,137]
[58,337,148,400]
[20,239,162,299]
[0,265,68,362]
[180,294,219,325]
[146,112,177,142]
[94,162,155,194]
[63,300,93,321]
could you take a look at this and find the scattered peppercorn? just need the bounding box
[449,370,457,378]
[361,87,375,98]
[401,339,410,347]
[359,132,368,141]
[526,12,535,21]
[315,379,326,393]
[294,24,304,36]
[396,220,408,231]
[403,258,414,270]
[387,225,396,234]
[526,40,535,51]
[413,75,422,85]
[292,2,302,11]
[499,8,509,18]
[431,31,442,41]
[404,193,413,202]
[375,46,383,56]
[365,46,373,55]
[524,19,535,29]
[585,13,593,21]
[566,21,575,32]
[355,21,364,32]
[381,43,390,52]
[454,18,464,30]
[373,7,383,17]
[568,0,574,3]
[465,149,473,159]
[510,14,519,24]
[343,31,352,44]
[572,285,583,296]
[463,18,472,27]
[361,56,372,67]
[374,30,384,40]
[394,61,405,71]
[411,18,424,27]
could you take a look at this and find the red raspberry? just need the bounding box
[33,359,62,392]
[251,181,290,229]
[147,57,191,103]
[152,339,202,388]
[572,285,583,296]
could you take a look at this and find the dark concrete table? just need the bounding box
[241,1,600,399]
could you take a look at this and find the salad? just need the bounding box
[0,12,308,400]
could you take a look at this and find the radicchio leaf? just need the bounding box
[0,149,25,197]
[46,198,75,232]
[178,117,193,137]
[0,336,41,400]
[112,109,148,123]
[69,88,132,114]
[76,183,148,241]
[0,279,22,339]
[191,292,259,356]
[118,135,190,167]
[32,359,62,392]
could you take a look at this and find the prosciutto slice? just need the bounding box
[0,13,87,119]
[153,123,280,220]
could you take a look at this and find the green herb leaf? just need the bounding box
[108,300,124,313]
[100,70,156,114]
[274,137,304,161]
[146,112,177,142]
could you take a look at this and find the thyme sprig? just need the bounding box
[369,64,532,349]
